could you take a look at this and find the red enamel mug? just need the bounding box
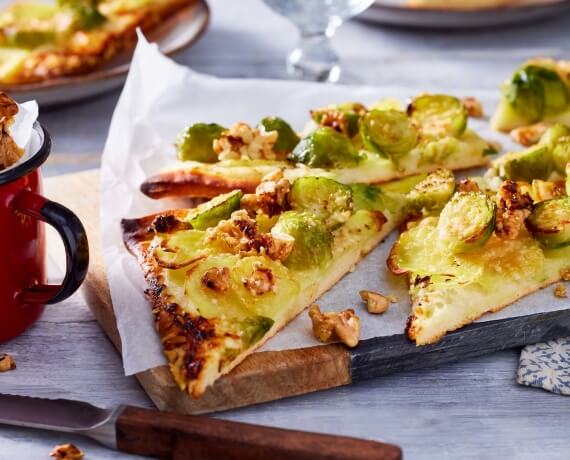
[0,122,89,342]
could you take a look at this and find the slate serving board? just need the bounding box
[45,170,570,414]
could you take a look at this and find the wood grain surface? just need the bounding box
[44,169,353,414]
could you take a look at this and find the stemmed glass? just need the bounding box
[263,0,376,83]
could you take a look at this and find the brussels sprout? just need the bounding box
[552,139,570,175]
[290,127,362,168]
[272,211,333,270]
[58,0,106,29]
[369,98,404,112]
[407,169,456,215]
[258,117,300,154]
[350,184,400,216]
[176,123,226,163]
[407,94,468,138]
[0,3,57,47]
[311,102,366,137]
[538,123,570,150]
[526,197,570,248]
[526,66,569,114]
[239,316,275,348]
[289,177,352,229]
[184,190,242,230]
[360,109,418,159]
[496,145,552,182]
[437,192,496,253]
[566,163,570,196]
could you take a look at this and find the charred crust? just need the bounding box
[152,214,191,233]
[121,210,187,255]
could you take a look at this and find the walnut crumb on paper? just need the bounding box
[0,353,16,372]
[554,283,568,299]
[462,97,484,118]
[308,305,361,348]
[360,290,392,314]
[50,444,84,460]
[561,268,570,281]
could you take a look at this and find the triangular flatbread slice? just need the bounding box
[388,178,570,345]
[123,173,417,397]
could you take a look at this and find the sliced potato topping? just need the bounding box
[308,304,361,348]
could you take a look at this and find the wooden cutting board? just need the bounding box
[45,169,570,414]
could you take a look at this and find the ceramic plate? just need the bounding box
[359,0,570,28]
[0,0,209,107]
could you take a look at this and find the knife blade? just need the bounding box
[0,394,402,460]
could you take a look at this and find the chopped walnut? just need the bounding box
[462,97,484,118]
[0,92,23,171]
[206,210,294,261]
[360,290,391,314]
[241,169,291,216]
[457,178,480,193]
[311,103,366,136]
[554,283,568,299]
[213,122,279,161]
[201,267,230,292]
[561,268,570,281]
[243,263,275,295]
[495,180,533,240]
[0,353,16,372]
[509,123,548,147]
[50,444,84,460]
[308,304,361,348]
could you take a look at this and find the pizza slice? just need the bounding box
[141,94,495,200]
[491,58,570,134]
[388,175,570,345]
[0,0,195,84]
[123,168,455,396]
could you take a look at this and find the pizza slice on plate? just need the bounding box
[0,0,195,84]
[141,94,495,200]
[491,58,570,135]
[388,172,570,345]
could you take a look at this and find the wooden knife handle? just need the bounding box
[116,406,402,460]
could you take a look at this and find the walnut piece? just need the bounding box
[457,178,480,193]
[201,267,230,292]
[0,92,23,172]
[509,123,548,147]
[206,210,293,261]
[241,169,291,216]
[462,97,484,118]
[308,304,361,348]
[311,103,366,136]
[0,353,16,372]
[554,283,568,299]
[50,444,84,460]
[213,122,279,161]
[360,290,391,314]
[561,268,570,281]
[495,180,533,240]
[243,263,275,295]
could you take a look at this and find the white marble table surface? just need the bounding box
[3,1,570,459]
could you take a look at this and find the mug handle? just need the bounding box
[11,189,89,304]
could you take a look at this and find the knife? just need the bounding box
[0,394,401,460]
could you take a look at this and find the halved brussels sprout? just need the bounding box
[258,116,300,154]
[552,140,570,176]
[272,211,333,270]
[239,316,275,348]
[176,123,226,163]
[538,123,570,150]
[526,197,570,248]
[496,145,552,182]
[290,127,362,168]
[566,163,570,195]
[360,109,418,158]
[58,0,107,29]
[370,98,404,112]
[184,190,243,230]
[437,192,496,253]
[407,94,468,138]
[289,177,352,229]
[311,102,366,137]
[526,66,569,114]
[407,169,456,215]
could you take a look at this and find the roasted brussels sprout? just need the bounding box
[258,117,300,154]
[437,192,496,253]
[289,177,352,229]
[290,127,362,168]
[407,169,456,215]
[185,190,243,230]
[311,102,366,137]
[58,0,106,29]
[0,3,57,47]
[552,140,570,176]
[505,66,569,122]
[566,163,570,195]
[272,211,333,269]
[496,145,552,182]
[526,197,570,248]
[239,316,275,348]
[360,109,418,159]
[538,124,570,149]
[408,94,468,138]
[176,123,226,163]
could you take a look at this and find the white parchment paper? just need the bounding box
[101,35,570,376]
